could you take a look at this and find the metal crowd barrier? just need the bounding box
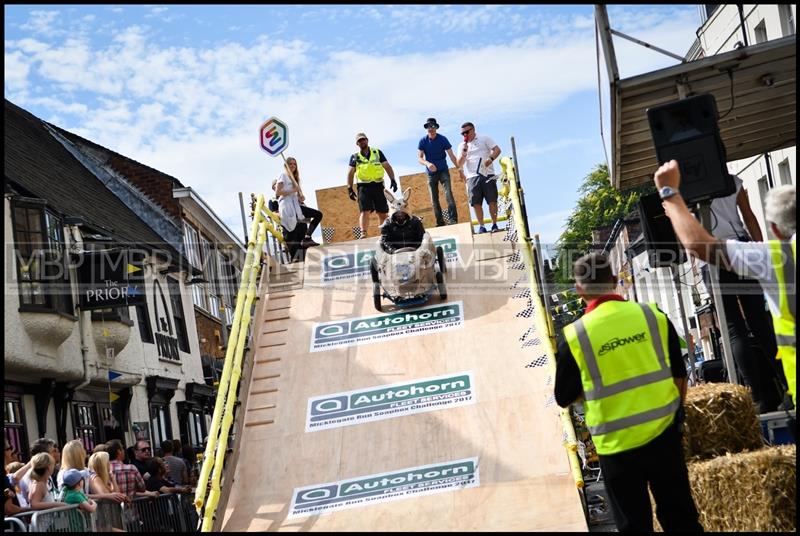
[122,492,197,532]
[29,505,89,532]
[4,516,28,532]
[6,492,199,533]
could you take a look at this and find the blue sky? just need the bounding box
[4,4,703,249]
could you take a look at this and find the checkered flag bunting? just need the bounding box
[322,227,335,244]
[515,299,534,318]
[519,326,535,343]
[510,260,527,271]
[352,226,363,240]
[522,337,541,348]
[510,273,527,290]
[442,211,457,225]
[503,227,518,243]
[506,251,521,264]
[525,354,549,369]
[513,287,532,300]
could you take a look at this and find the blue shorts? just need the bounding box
[467,174,498,206]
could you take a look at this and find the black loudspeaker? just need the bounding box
[639,191,686,267]
[647,93,735,204]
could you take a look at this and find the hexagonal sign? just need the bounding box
[260,116,289,156]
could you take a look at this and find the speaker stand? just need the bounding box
[697,202,738,384]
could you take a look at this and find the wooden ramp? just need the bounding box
[221,222,587,532]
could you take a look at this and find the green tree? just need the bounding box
[552,163,653,287]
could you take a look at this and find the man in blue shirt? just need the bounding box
[417,117,460,227]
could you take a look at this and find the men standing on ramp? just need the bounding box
[554,252,702,533]
[417,117,460,226]
[346,132,398,238]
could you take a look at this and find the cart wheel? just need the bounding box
[436,246,446,274]
[436,270,447,300]
[373,282,382,312]
[370,257,380,283]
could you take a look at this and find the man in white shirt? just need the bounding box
[704,174,783,412]
[456,122,502,234]
[653,160,795,409]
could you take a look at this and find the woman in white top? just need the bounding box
[272,157,324,260]
[26,453,63,510]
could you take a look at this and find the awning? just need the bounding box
[610,35,796,191]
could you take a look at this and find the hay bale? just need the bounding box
[655,445,796,532]
[682,382,764,460]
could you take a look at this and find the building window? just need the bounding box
[757,175,769,212]
[779,5,795,36]
[754,19,768,44]
[167,277,190,353]
[221,255,240,326]
[200,235,221,319]
[4,394,29,462]
[91,306,132,324]
[135,301,154,343]
[11,200,73,314]
[72,402,100,453]
[149,402,173,452]
[183,222,207,311]
[778,158,792,186]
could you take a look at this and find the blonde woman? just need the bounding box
[57,440,89,494]
[273,156,323,258]
[27,452,63,510]
[87,451,126,503]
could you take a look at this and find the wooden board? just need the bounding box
[315,168,472,244]
[221,222,586,531]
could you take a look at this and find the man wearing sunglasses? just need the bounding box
[456,122,502,233]
[132,441,153,479]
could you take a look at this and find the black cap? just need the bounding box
[423,117,439,129]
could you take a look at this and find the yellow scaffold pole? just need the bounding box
[194,194,265,525]
[501,157,584,489]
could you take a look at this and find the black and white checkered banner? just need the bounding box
[503,227,518,243]
[519,325,535,343]
[513,287,532,300]
[506,250,521,264]
[515,299,534,318]
[510,273,527,290]
[322,227,335,244]
[442,211,457,225]
[521,337,541,348]
[525,354,549,369]
[352,226,363,240]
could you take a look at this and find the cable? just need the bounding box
[595,20,611,171]
[718,68,735,120]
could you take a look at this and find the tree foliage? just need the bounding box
[552,163,654,286]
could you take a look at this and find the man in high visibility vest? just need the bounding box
[346,132,398,239]
[555,252,703,532]
[653,160,795,408]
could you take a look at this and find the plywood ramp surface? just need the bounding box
[222,222,586,532]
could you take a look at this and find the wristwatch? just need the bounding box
[659,186,678,200]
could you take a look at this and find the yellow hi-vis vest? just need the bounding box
[354,148,385,183]
[769,238,796,406]
[564,301,680,455]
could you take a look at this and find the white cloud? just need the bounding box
[6,6,699,241]
[19,10,60,35]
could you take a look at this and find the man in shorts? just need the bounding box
[346,132,398,238]
[456,122,502,233]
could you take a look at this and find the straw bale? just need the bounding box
[682,382,764,461]
[655,445,796,532]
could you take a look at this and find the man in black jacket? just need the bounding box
[379,208,425,253]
